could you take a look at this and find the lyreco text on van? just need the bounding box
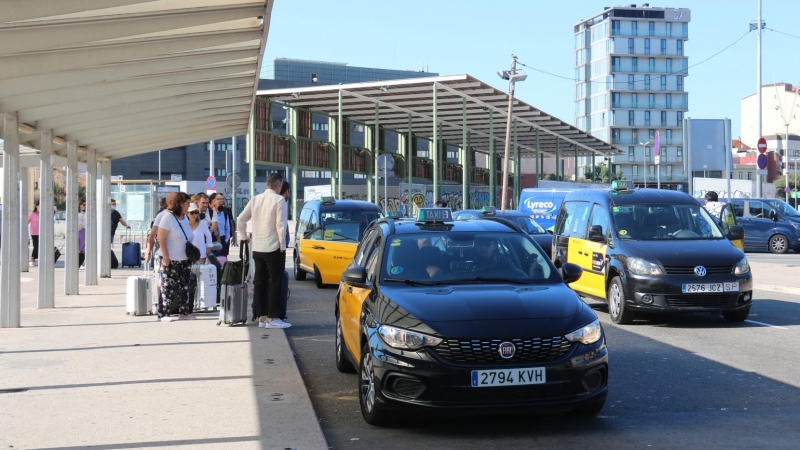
[518,188,572,231]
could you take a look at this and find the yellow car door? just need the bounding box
[719,203,744,250]
[580,204,611,299]
[563,202,593,295]
[340,231,380,364]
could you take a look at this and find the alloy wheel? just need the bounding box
[360,353,376,413]
[609,283,621,318]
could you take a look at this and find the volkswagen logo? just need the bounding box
[498,342,516,359]
[694,265,707,277]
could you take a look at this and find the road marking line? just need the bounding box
[745,319,788,329]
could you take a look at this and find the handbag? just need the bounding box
[173,214,201,263]
[220,241,249,285]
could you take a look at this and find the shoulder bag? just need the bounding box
[173,214,201,263]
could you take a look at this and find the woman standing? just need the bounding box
[28,201,40,266]
[187,202,213,263]
[156,192,196,321]
[78,199,87,267]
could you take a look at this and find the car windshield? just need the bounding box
[319,210,381,243]
[507,216,547,234]
[767,199,800,217]
[611,204,725,240]
[382,232,557,284]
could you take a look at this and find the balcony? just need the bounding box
[611,30,689,39]
[612,64,689,75]
[612,136,684,146]
[610,81,685,92]
[612,100,689,110]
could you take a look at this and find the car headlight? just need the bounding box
[627,257,664,276]
[565,319,603,345]
[378,325,443,350]
[734,256,750,275]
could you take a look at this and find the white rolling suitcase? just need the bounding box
[126,264,152,316]
[193,263,218,310]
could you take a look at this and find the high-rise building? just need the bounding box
[574,4,690,188]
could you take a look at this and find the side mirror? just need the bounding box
[342,266,368,288]
[588,225,605,242]
[561,262,583,285]
[546,229,554,235]
[727,225,744,241]
[769,210,778,221]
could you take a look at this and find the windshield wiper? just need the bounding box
[383,278,437,286]
[446,277,533,284]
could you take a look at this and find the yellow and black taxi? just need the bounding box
[294,197,382,288]
[552,181,753,325]
[335,208,608,425]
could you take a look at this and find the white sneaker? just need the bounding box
[265,318,291,329]
[258,320,267,328]
[29,262,36,267]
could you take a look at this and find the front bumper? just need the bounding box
[366,333,608,414]
[623,271,754,312]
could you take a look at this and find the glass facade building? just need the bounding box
[574,6,690,188]
[273,58,436,85]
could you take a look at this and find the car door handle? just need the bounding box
[312,245,325,250]
[577,251,585,255]
[347,287,353,293]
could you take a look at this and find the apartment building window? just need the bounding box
[666,58,672,73]
[612,128,621,144]
[677,75,683,91]
[666,22,672,37]
[628,146,635,162]
[677,146,683,162]
[677,111,684,125]
[612,92,621,108]
[683,93,689,109]
[612,56,621,71]
[660,39,667,55]
[206,142,232,152]
[645,75,651,90]
[738,172,743,179]
[312,122,329,131]
[648,93,655,108]
[666,93,672,109]
[683,22,688,37]
[661,111,667,126]
[648,165,655,179]
[661,75,667,91]
[649,21,655,36]
[628,38,634,54]
[648,58,655,73]
[747,172,752,181]
[632,57,638,72]
[645,38,651,54]
[661,147,667,161]
[632,93,638,107]
[677,40,684,55]
[667,165,673,178]
[629,110,635,126]
[632,21,638,35]
[730,171,734,179]
[649,129,655,141]
[666,129,673,143]
[645,146,651,161]
[633,165,639,178]
[632,129,639,142]
[645,111,651,126]
[628,74,635,90]
[612,20,620,35]
[203,168,227,177]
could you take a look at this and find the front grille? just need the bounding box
[666,293,737,308]
[434,383,576,404]
[663,265,733,275]
[433,337,572,365]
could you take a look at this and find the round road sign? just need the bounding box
[206,175,217,190]
[785,186,791,193]
[757,153,768,170]
[757,137,768,154]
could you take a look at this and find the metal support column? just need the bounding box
[85,148,97,285]
[535,128,540,187]
[374,104,380,205]
[289,107,298,219]
[462,98,469,210]
[365,125,373,203]
[338,90,344,198]
[574,145,578,182]
[38,130,55,308]
[1,113,22,328]
[407,114,413,198]
[98,160,111,278]
[592,155,596,183]
[19,167,29,272]
[328,116,336,194]
[232,136,238,219]
[489,110,495,204]
[555,138,560,181]
[65,142,79,295]
[432,84,439,202]
[247,113,256,199]
[513,121,520,209]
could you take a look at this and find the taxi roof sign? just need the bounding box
[417,207,453,222]
[481,206,497,215]
[385,210,404,219]
[320,196,336,205]
[612,180,634,191]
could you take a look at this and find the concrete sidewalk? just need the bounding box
[750,260,800,295]
[0,259,327,450]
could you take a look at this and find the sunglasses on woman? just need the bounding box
[188,211,199,215]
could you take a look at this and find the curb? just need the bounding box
[753,283,800,296]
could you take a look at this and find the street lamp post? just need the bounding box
[498,55,526,211]
[638,141,650,188]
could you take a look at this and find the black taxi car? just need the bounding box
[552,181,753,324]
[335,208,608,425]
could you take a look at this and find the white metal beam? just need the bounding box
[65,141,79,295]
[102,129,247,159]
[1,113,21,328]
[85,148,98,286]
[89,118,246,151]
[38,131,55,308]
[0,0,154,23]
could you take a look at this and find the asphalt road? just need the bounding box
[285,266,800,450]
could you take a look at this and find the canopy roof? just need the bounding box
[0,0,273,161]
[257,74,622,158]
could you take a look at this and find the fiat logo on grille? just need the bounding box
[694,266,707,277]
[498,342,516,359]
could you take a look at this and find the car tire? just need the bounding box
[572,399,606,416]
[768,234,789,254]
[608,276,634,325]
[723,306,750,322]
[293,252,307,281]
[314,265,325,289]
[359,344,391,426]
[335,313,355,373]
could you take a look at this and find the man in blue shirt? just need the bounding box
[210,193,235,257]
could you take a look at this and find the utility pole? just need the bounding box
[756,0,763,197]
[500,55,520,212]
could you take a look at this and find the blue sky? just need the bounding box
[262,0,800,141]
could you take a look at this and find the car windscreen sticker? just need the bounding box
[390,266,403,275]
[612,206,619,213]
[324,229,335,240]
[391,239,402,247]
[619,229,627,236]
